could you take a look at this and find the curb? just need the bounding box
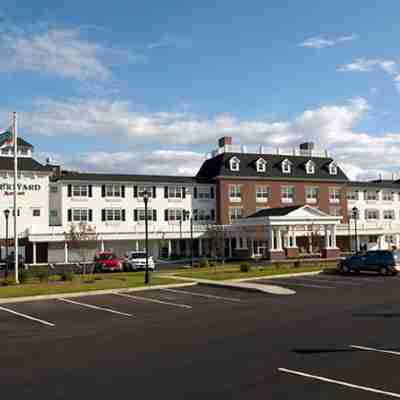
[228,270,322,282]
[198,281,295,295]
[0,282,197,305]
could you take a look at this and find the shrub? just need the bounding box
[94,276,103,281]
[19,270,32,284]
[240,262,250,273]
[37,271,49,283]
[1,277,16,286]
[192,262,200,268]
[199,258,209,268]
[60,271,74,282]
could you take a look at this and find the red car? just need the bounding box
[94,252,122,272]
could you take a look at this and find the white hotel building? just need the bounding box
[0,131,400,264]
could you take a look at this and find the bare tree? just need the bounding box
[64,222,99,274]
[207,225,226,265]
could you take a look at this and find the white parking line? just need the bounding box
[161,288,241,302]
[0,305,55,327]
[58,298,133,317]
[351,345,400,356]
[274,280,336,289]
[278,368,400,398]
[115,292,192,309]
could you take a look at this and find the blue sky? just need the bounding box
[1,1,400,179]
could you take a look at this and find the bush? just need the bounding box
[240,262,250,272]
[199,258,209,268]
[192,263,200,268]
[37,271,49,283]
[1,277,16,286]
[60,271,74,282]
[19,270,32,284]
[94,276,103,281]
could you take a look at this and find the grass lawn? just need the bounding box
[175,262,337,281]
[0,272,177,298]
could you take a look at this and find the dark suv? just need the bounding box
[339,250,400,276]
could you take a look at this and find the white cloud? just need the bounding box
[147,33,191,50]
[0,27,144,81]
[298,34,358,49]
[14,95,400,181]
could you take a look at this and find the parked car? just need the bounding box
[339,250,400,276]
[93,252,122,272]
[123,251,155,271]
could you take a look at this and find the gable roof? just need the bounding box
[196,152,349,181]
[0,131,33,148]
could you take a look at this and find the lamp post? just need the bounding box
[4,209,9,278]
[183,210,193,266]
[352,206,359,253]
[142,190,150,284]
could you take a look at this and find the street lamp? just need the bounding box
[352,206,359,253]
[141,190,151,285]
[183,210,193,266]
[4,209,9,278]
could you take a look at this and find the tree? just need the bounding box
[207,224,226,265]
[64,222,99,274]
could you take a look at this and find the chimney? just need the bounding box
[218,136,232,148]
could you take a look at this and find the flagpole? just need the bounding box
[13,112,19,284]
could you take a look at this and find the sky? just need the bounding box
[0,1,400,180]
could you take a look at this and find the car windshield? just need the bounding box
[97,254,115,260]
[129,253,146,259]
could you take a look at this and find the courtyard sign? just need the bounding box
[0,183,41,196]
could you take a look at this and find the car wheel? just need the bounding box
[380,267,389,276]
[341,264,350,274]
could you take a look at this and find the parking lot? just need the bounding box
[2,272,400,399]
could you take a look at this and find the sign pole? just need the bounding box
[13,112,19,284]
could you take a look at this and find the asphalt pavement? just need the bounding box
[1,271,400,399]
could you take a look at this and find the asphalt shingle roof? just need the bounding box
[0,157,51,172]
[246,205,304,218]
[196,152,349,181]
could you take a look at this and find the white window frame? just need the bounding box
[229,207,242,222]
[72,208,89,222]
[197,187,211,200]
[105,184,122,197]
[347,190,358,201]
[329,188,340,204]
[137,208,154,221]
[49,210,58,218]
[229,185,241,202]
[382,191,394,202]
[138,186,153,198]
[105,208,122,221]
[167,208,183,222]
[282,159,292,174]
[383,210,395,220]
[281,186,294,203]
[168,186,183,199]
[305,187,319,204]
[72,184,88,197]
[50,185,58,193]
[256,186,269,202]
[229,157,240,172]
[305,160,315,175]
[256,158,267,173]
[365,209,379,220]
[366,191,379,201]
[329,162,338,175]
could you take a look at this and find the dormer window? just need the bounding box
[282,159,292,174]
[256,158,267,173]
[329,161,338,175]
[229,156,240,172]
[305,160,315,175]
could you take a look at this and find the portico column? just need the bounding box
[324,225,330,249]
[32,242,37,264]
[135,240,139,251]
[331,224,337,248]
[235,234,241,249]
[268,227,275,250]
[228,237,233,257]
[100,239,105,252]
[64,241,68,263]
[250,238,254,257]
[276,229,283,251]
[168,240,172,257]
[198,238,202,256]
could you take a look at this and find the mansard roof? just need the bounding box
[196,152,349,181]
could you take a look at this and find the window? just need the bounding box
[366,191,379,201]
[229,207,242,222]
[50,185,58,193]
[385,235,396,244]
[330,206,341,216]
[229,185,241,201]
[197,187,211,199]
[229,157,240,171]
[347,190,358,201]
[138,186,153,197]
[195,209,214,221]
[329,188,340,203]
[105,208,122,221]
[256,186,269,202]
[106,184,122,197]
[20,148,28,155]
[73,208,89,222]
[329,162,338,175]
[281,186,294,203]
[168,186,183,198]
[282,159,292,174]
[383,210,395,220]
[1,148,8,155]
[305,187,319,203]
[167,208,183,221]
[137,209,155,221]
[347,209,359,220]
[256,158,267,173]
[382,191,394,201]
[32,209,40,217]
[49,210,58,218]
[72,185,88,197]
[365,209,379,220]
[305,160,315,174]
[11,209,20,217]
